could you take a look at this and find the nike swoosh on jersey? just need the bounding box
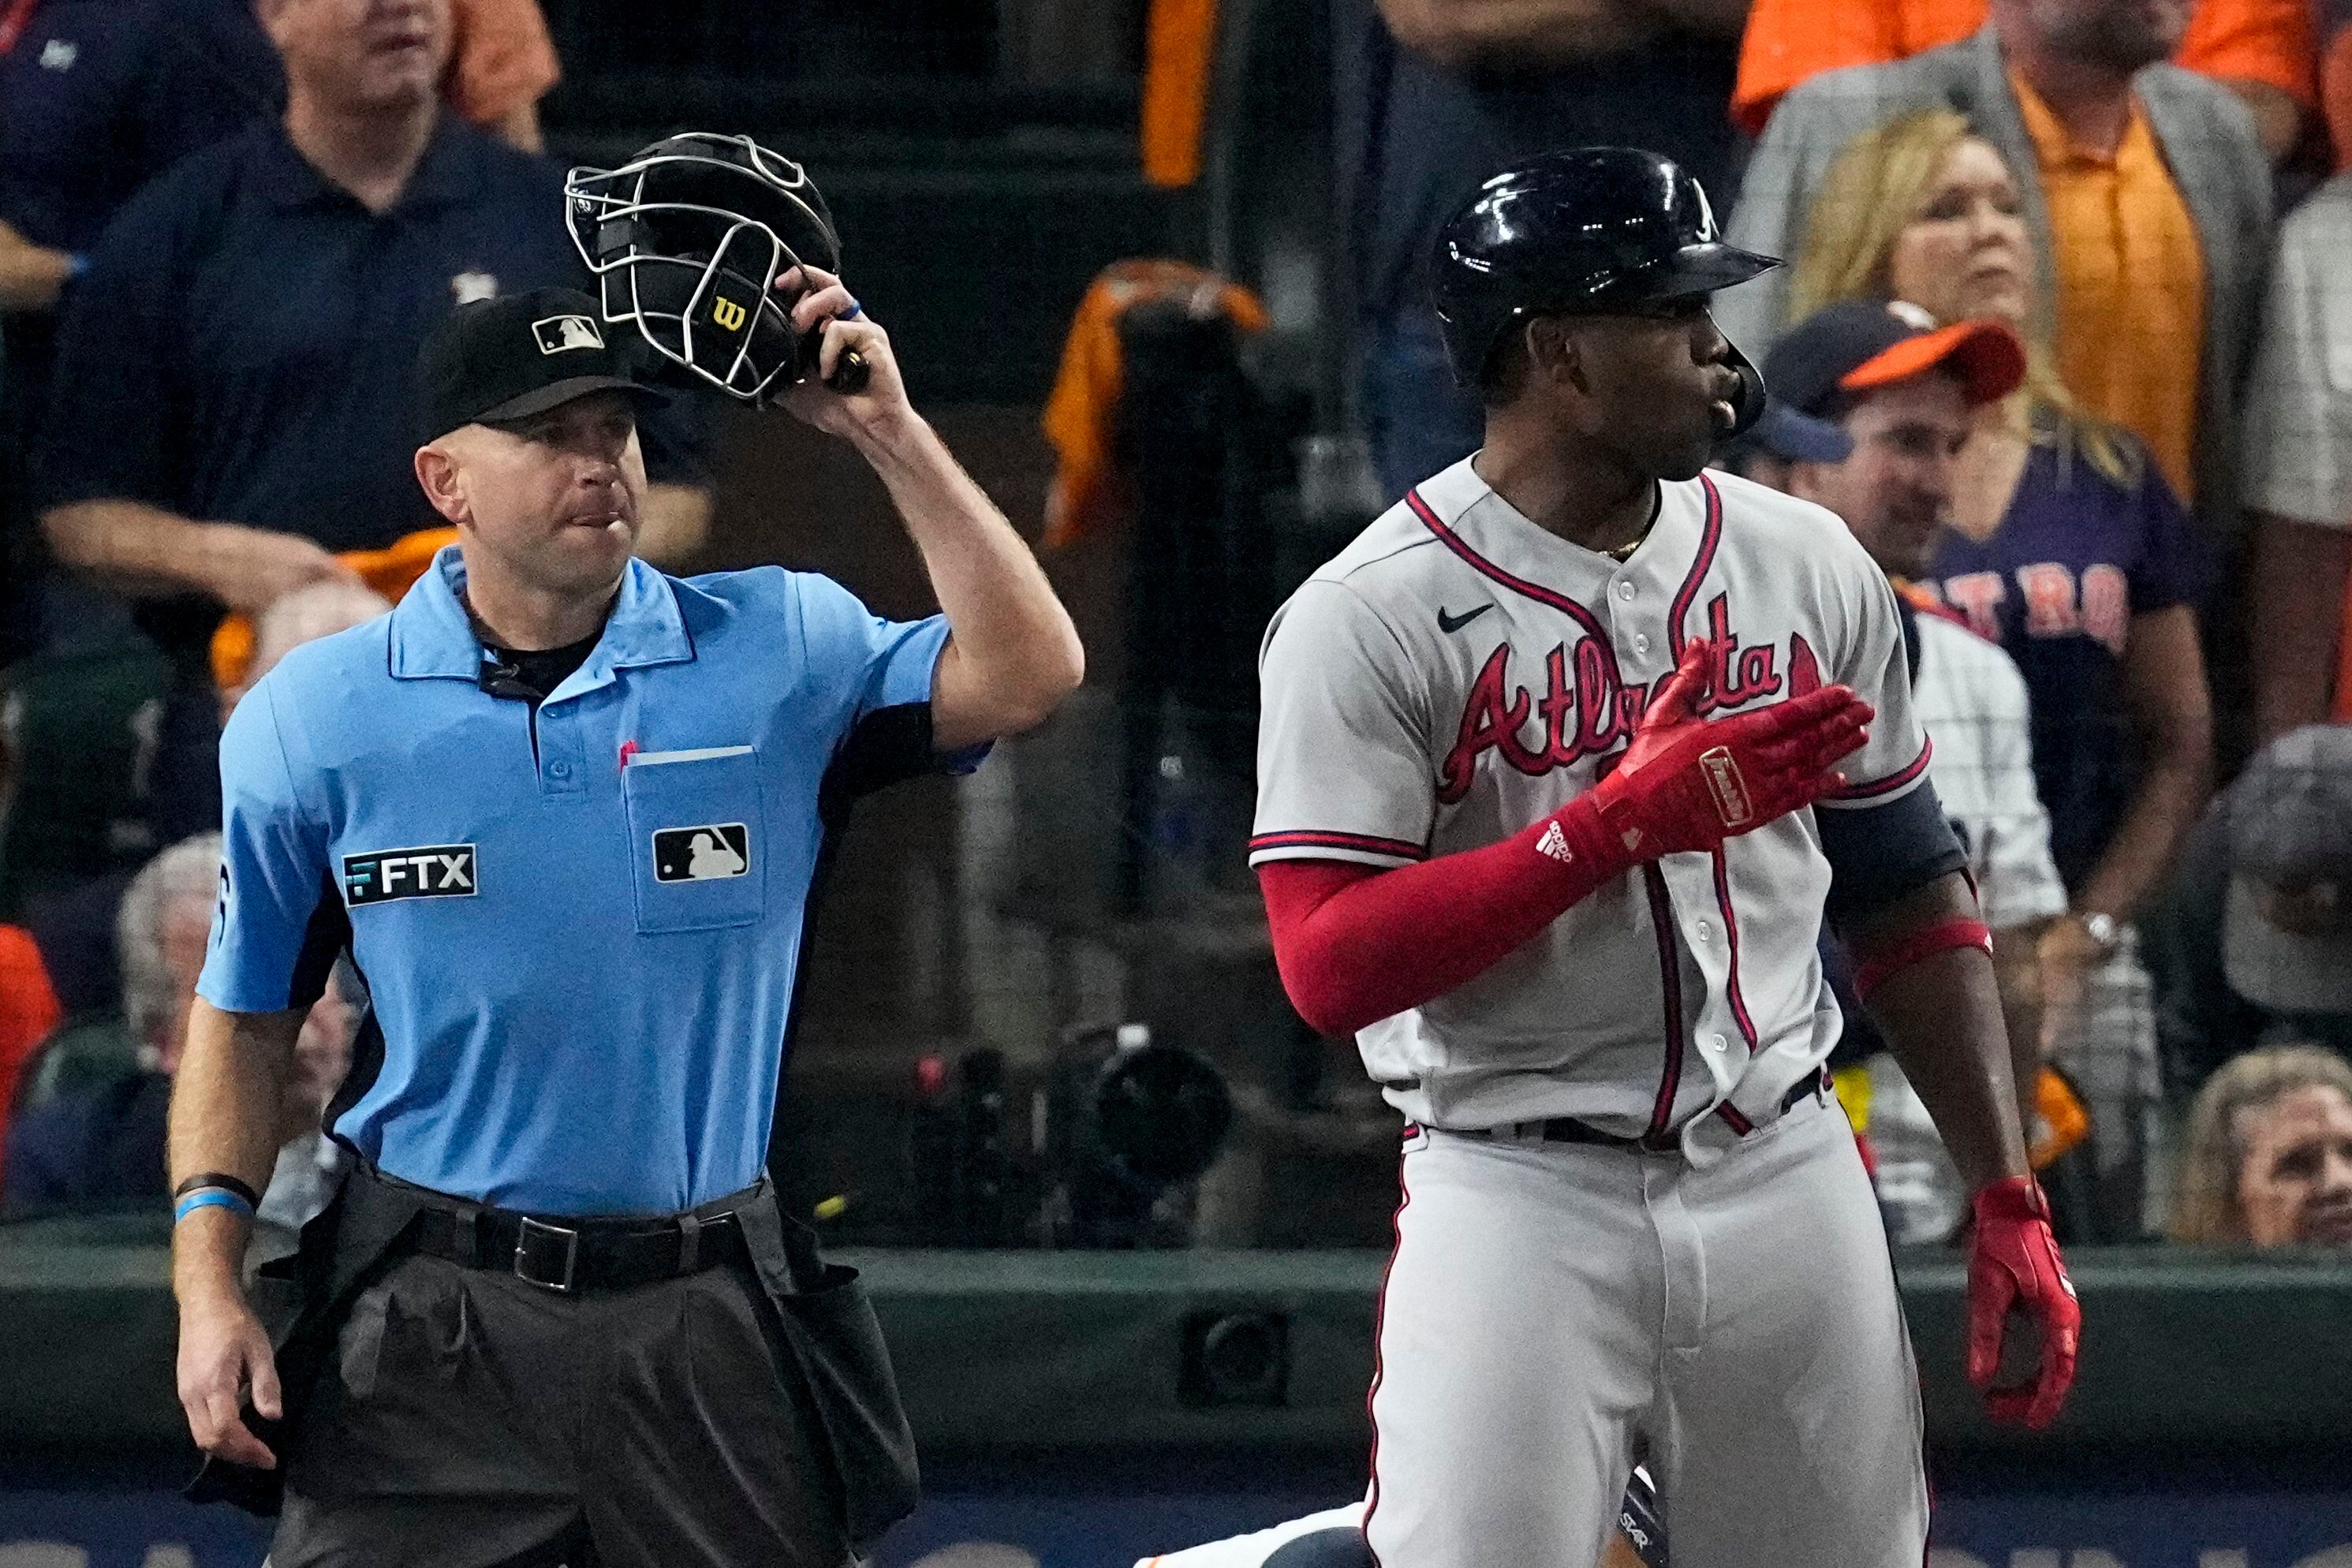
[1437,603,1494,633]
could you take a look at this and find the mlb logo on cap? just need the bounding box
[417,286,670,440]
[533,315,604,354]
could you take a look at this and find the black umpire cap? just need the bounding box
[418,286,669,442]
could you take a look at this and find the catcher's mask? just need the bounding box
[566,133,842,403]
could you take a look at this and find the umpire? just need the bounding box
[168,274,1083,1565]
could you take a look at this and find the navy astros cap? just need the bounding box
[418,286,669,441]
[1764,300,2026,424]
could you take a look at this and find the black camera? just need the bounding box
[908,1025,1234,1249]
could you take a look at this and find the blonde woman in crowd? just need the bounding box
[2170,1043,2352,1248]
[1786,108,2216,1237]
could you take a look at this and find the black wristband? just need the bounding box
[172,1171,261,1207]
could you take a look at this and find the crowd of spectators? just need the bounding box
[2,0,2350,1254]
[1768,106,2219,1235]
[0,0,597,1219]
[1,822,362,1229]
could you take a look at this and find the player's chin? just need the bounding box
[1656,398,1730,479]
[1653,431,1717,482]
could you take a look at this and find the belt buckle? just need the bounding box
[514,1215,581,1292]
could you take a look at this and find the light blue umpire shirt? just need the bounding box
[196,544,976,1215]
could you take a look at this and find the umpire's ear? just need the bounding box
[413,438,473,529]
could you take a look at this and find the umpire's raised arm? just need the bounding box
[772,263,1084,750]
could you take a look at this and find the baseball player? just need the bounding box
[1249,148,2080,1567]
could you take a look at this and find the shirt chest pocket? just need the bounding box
[622,746,767,934]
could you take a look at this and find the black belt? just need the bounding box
[1448,1070,1829,1151]
[407,1199,750,1294]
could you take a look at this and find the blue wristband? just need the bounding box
[174,1188,255,1223]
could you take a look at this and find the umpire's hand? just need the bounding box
[178,1286,282,1469]
[772,264,905,439]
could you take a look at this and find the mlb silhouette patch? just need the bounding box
[532,314,603,354]
[652,824,750,883]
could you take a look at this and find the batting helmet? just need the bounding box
[564,133,843,403]
[1430,147,1779,434]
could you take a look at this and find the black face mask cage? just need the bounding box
[566,139,838,403]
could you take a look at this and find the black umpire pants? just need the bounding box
[268,1236,853,1568]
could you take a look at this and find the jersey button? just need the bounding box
[1696,919,1713,941]
[1704,1033,1729,1054]
[548,760,573,779]
[1634,633,1652,654]
[1615,581,1636,601]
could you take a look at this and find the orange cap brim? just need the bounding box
[1840,318,2026,408]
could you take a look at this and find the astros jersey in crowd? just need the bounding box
[1249,456,1933,1143]
[198,547,974,1215]
[1921,441,2211,891]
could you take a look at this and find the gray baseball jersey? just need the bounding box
[1250,456,1932,1148]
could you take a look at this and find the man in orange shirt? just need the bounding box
[1723,0,2273,541]
[1732,0,2313,162]
[2007,41,2206,505]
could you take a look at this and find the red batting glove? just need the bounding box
[1586,638,1874,861]
[1966,1174,2081,1430]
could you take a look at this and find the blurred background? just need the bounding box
[5,0,2352,1561]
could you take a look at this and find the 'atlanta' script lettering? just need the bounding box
[1436,597,1809,805]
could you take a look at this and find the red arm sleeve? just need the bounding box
[1258,796,1626,1038]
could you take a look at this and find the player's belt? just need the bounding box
[1443,1070,1828,1150]
[405,1185,762,1294]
